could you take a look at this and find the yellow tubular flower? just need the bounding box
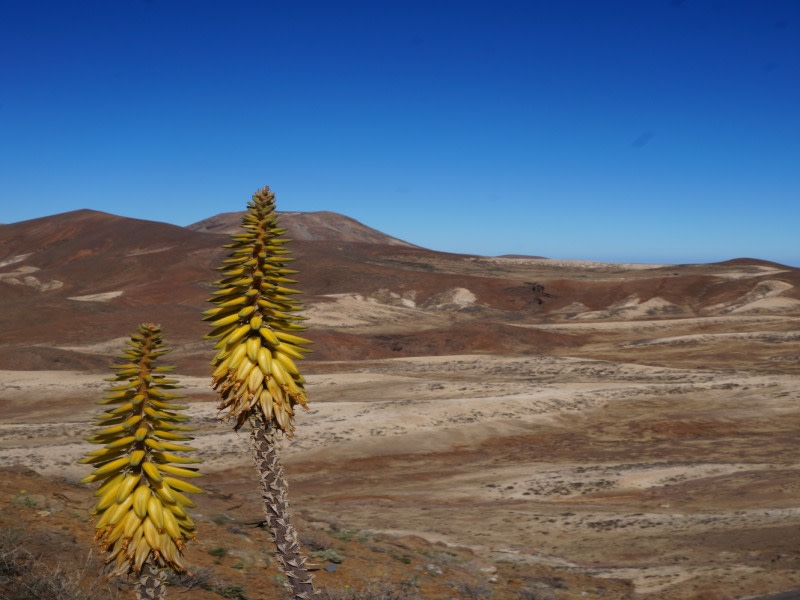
[205,186,313,434]
[79,323,204,576]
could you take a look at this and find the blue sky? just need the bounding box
[1,1,798,265]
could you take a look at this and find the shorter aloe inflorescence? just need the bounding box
[80,323,203,579]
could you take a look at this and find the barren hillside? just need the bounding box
[1,209,800,599]
[188,210,416,247]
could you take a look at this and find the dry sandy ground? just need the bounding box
[3,258,800,599]
[2,346,800,599]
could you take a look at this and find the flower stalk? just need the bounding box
[205,186,316,599]
[80,323,203,595]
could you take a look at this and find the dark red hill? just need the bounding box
[1,209,798,374]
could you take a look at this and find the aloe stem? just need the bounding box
[135,559,166,600]
[249,411,315,599]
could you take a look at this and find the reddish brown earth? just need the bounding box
[2,209,800,599]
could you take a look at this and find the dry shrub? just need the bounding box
[448,579,494,599]
[0,529,117,600]
[318,579,419,600]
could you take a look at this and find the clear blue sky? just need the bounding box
[1,1,798,265]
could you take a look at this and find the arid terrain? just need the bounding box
[1,209,799,599]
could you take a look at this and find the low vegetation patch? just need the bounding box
[317,579,419,600]
[0,529,116,600]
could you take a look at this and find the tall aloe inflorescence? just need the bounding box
[205,186,315,599]
[80,323,203,600]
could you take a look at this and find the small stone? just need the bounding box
[426,564,443,576]
[227,549,256,566]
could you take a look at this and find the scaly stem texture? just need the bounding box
[249,411,315,599]
[135,559,166,600]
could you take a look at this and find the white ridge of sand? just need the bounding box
[0,265,39,280]
[715,266,790,279]
[727,296,800,314]
[573,296,683,320]
[0,254,32,269]
[512,314,799,333]
[67,290,125,302]
[126,246,175,256]
[705,280,795,315]
[426,287,477,308]
[620,330,800,348]
[56,337,149,355]
[304,293,442,329]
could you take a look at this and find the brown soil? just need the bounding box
[2,210,800,599]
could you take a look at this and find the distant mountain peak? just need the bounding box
[188,210,416,247]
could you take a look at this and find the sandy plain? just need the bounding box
[2,246,800,599]
[3,326,800,598]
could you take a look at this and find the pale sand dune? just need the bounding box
[304,292,445,328]
[573,296,684,320]
[425,287,477,308]
[704,279,795,315]
[0,265,63,291]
